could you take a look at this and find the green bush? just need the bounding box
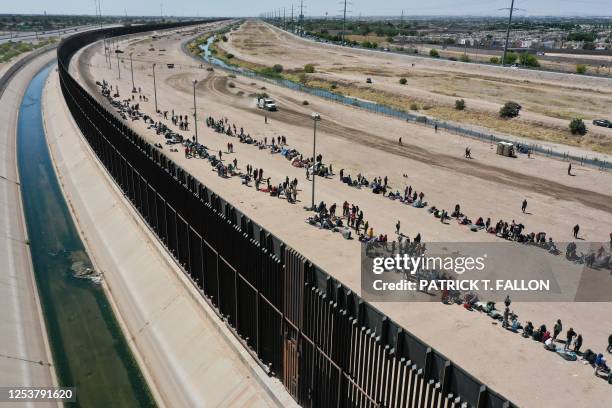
[504,52,518,64]
[399,77,407,85]
[225,53,234,59]
[272,64,283,73]
[455,99,466,110]
[429,48,440,58]
[304,63,315,73]
[519,52,540,67]
[569,118,587,135]
[499,101,522,118]
[330,83,338,90]
[576,64,587,74]
[459,54,470,62]
[490,56,500,64]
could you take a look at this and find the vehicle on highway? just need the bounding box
[592,119,612,128]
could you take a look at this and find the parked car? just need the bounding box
[592,119,612,128]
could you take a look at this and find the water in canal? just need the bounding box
[17,64,155,407]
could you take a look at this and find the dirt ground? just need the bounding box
[217,20,612,155]
[73,22,612,407]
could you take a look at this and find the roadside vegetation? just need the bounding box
[0,38,57,63]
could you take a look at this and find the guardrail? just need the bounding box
[58,23,515,408]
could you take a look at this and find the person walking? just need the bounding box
[553,319,562,341]
[395,220,400,234]
[573,224,580,239]
[521,199,528,213]
[565,328,576,350]
[607,334,612,353]
[568,163,572,176]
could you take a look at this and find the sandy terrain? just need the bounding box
[217,21,612,154]
[74,24,612,407]
[0,50,57,395]
[44,65,294,407]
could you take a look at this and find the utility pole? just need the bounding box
[339,0,351,43]
[129,53,135,92]
[116,51,121,79]
[310,113,321,210]
[283,7,286,29]
[291,4,294,32]
[299,0,304,36]
[501,0,516,66]
[193,79,198,145]
[152,64,158,113]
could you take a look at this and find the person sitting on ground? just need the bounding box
[523,321,534,338]
[544,337,556,351]
[595,354,609,376]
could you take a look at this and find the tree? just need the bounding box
[519,52,539,67]
[505,51,518,64]
[576,64,587,74]
[455,99,466,110]
[304,63,315,73]
[569,118,587,135]
[272,64,283,73]
[399,77,407,85]
[499,101,522,118]
[429,48,440,58]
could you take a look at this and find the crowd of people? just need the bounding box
[452,295,612,384]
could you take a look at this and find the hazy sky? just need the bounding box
[4,0,612,18]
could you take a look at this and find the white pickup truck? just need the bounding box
[256,97,277,111]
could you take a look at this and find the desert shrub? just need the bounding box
[410,103,419,110]
[576,64,587,74]
[228,73,236,78]
[499,101,522,118]
[429,48,440,58]
[569,118,587,135]
[399,77,407,85]
[490,56,500,64]
[330,83,338,90]
[459,54,470,62]
[519,52,539,67]
[304,63,315,73]
[298,73,307,84]
[228,82,235,88]
[302,100,309,105]
[448,56,457,61]
[222,35,228,42]
[455,99,466,110]
[206,67,214,71]
[504,52,518,64]
[225,53,234,59]
[272,64,283,73]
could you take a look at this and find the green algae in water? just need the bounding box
[17,64,155,407]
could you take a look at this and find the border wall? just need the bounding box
[57,22,515,408]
